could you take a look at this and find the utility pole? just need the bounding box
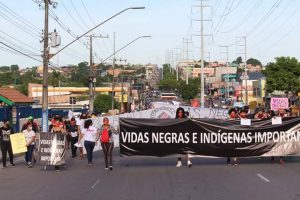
[191,0,211,108]
[174,47,181,81]
[111,32,116,110]
[42,0,50,132]
[220,45,229,99]
[236,36,248,105]
[200,0,205,108]
[244,36,248,105]
[87,34,109,113]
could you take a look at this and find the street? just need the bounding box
[1,150,300,200]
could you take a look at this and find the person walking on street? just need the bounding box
[99,117,118,170]
[67,118,79,158]
[22,123,36,168]
[77,113,88,159]
[81,119,98,166]
[49,115,66,171]
[0,120,15,168]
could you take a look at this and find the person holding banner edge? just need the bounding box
[99,117,118,170]
[49,115,66,171]
[176,107,192,168]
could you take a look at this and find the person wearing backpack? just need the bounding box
[99,117,118,170]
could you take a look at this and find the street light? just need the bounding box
[108,35,151,111]
[42,6,145,132]
[101,35,151,64]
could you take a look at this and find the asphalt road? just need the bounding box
[1,150,300,200]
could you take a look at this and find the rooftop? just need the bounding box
[0,88,33,105]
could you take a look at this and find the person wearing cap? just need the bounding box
[0,120,15,168]
[21,116,39,133]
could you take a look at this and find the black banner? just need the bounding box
[39,132,66,165]
[119,117,300,157]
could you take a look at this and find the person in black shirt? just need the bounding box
[66,118,79,158]
[0,119,15,168]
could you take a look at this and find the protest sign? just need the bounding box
[10,133,27,154]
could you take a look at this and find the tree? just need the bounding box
[94,94,119,113]
[247,58,262,66]
[10,65,19,72]
[177,78,200,100]
[70,62,89,87]
[233,56,243,65]
[263,56,300,93]
[0,66,10,72]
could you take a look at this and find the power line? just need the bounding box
[246,0,282,37]
[219,0,263,34]
[79,0,112,59]
[0,9,41,39]
[0,1,41,31]
[0,41,42,62]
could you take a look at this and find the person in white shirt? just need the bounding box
[22,123,36,168]
[77,113,88,159]
[81,119,98,166]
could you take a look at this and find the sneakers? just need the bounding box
[105,167,109,170]
[27,162,33,168]
[1,166,6,169]
[88,163,92,166]
[109,166,113,171]
[11,163,15,167]
[187,160,192,168]
[176,161,182,167]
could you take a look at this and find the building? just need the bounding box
[106,69,136,77]
[0,87,34,130]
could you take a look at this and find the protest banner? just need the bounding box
[119,117,300,157]
[10,133,27,154]
[270,97,289,111]
[39,132,66,165]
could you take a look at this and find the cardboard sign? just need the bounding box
[270,98,289,111]
[10,133,27,154]
[272,117,282,125]
[241,118,251,126]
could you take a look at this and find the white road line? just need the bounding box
[91,179,100,189]
[257,173,270,183]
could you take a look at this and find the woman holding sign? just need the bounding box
[22,123,36,168]
[99,117,118,170]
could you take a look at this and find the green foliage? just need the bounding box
[10,65,19,72]
[263,57,300,93]
[94,94,119,113]
[70,62,89,87]
[177,78,200,100]
[247,58,262,66]
[0,66,10,72]
[233,56,243,64]
[159,64,200,99]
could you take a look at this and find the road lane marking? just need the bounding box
[257,173,270,183]
[91,179,100,189]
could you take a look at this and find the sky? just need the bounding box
[0,0,300,68]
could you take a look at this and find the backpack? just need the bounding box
[100,129,110,143]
